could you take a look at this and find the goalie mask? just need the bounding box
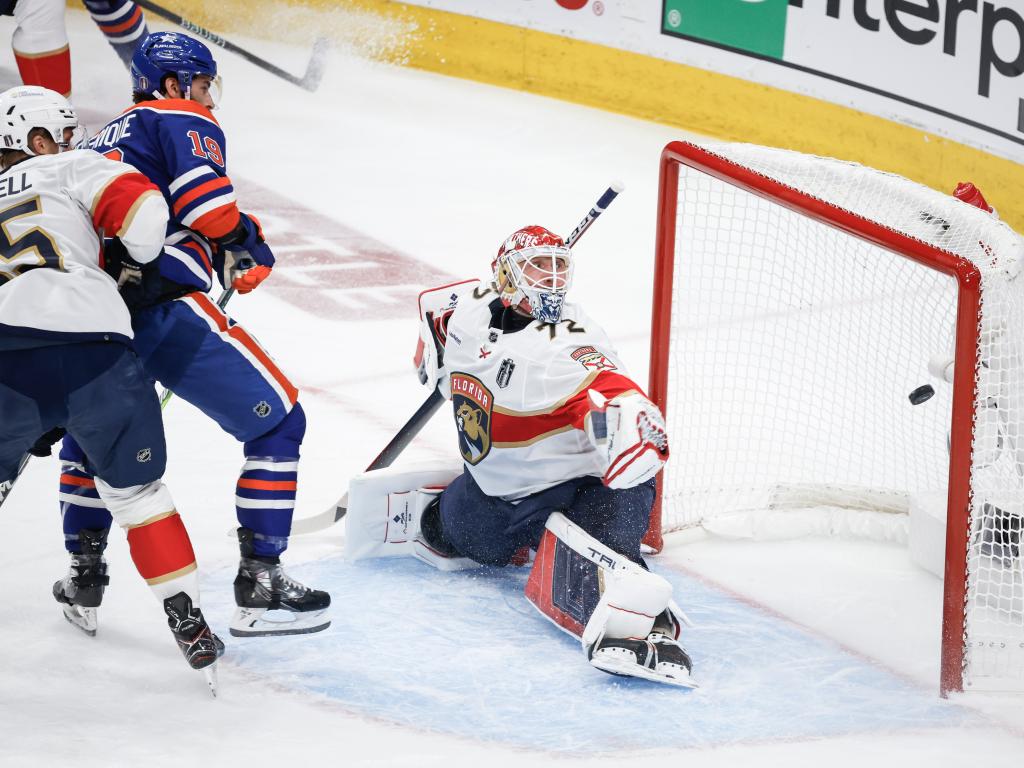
[493,225,574,324]
[0,86,83,154]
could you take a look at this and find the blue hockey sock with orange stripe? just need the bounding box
[59,460,114,555]
[82,0,148,67]
[235,457,297,557]
[237,404,306,558]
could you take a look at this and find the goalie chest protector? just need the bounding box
[439,281,639,501]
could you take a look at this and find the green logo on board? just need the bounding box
[662,0,788,59]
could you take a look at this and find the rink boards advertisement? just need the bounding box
[390,0,1024,164]
[140,0,1024,228]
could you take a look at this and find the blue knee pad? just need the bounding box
[243,402,306,459]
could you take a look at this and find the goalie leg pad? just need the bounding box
[344,462,462,561]
[524,526,603,637]
[525,512,697,688]
[525,512,671,641]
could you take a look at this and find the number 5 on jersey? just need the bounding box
[0,197,64,283]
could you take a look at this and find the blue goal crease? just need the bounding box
[198,556,973,754]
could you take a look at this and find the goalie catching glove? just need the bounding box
[216,213,275,293]
[586,390,669,489]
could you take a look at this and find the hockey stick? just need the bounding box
[288,181,626,536]
[133,0,329,92]
[0,453,30,510]
[564,181,624,248]
[159,287,234,409]
[288,387,446,535]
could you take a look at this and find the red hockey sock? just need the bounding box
[126,510,197,585]
[15,45,71,97]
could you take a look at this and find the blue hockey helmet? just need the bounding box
[131,32,217,97]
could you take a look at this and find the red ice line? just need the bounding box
[234,178,454,321]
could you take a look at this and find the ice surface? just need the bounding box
[202,556,969,753]
[1,8,1023,768]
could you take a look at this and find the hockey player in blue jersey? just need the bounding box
[54,31,330,638]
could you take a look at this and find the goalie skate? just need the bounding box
[588,632,697,689]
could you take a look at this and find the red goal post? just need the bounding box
[646,140,1024,696]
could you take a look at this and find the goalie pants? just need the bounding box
[438,470,655,567]
[0,341,165,488]
[58,294,303,558]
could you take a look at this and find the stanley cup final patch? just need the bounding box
[570,346,617,372]
[496,358,515,388]
[450,372,493,465]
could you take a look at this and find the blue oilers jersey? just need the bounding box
[85,98,241,292]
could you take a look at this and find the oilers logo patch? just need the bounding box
[450,372,493,465]
[570,345,617,371]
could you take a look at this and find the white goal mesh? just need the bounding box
[652,141,1024,694]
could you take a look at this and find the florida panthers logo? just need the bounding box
[570,345,617,371]
[450,372,493,465]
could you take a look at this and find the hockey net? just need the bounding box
[647,141,1024,695]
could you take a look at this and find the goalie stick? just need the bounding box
[134,0,329,92]
[288,181,626,536]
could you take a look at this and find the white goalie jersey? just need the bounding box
[418,279,651,500]
[0,149,168,346]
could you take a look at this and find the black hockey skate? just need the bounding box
[52,528,110,636]
[588,610,697,689]
[229,527,331,637]
[164,591,225,697]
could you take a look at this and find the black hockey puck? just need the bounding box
[909,384,935,405]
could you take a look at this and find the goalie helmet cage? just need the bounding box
[647,140,1024,696]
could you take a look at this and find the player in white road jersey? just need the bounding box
[348,225,695,688]
[0,86,222,688]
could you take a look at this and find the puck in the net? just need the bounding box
[909,384,935,405]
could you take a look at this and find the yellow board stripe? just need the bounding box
[335,1,1024,230]
[76,1,1024,229]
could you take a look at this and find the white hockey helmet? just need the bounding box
[493,225,574,323]
[0,86,80,155]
